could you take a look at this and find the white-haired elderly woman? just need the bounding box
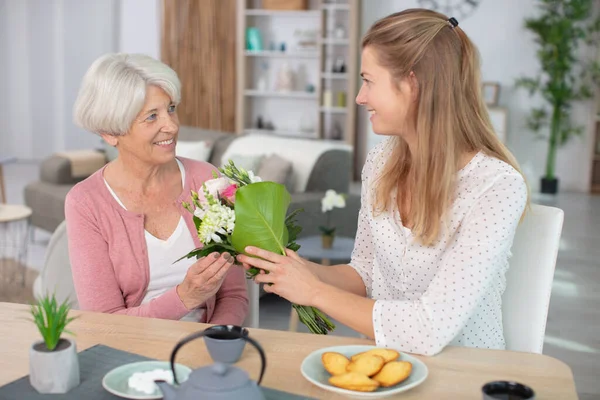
[65,53,248,324]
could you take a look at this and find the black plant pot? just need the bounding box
[541,177,559,194]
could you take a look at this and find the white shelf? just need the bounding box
[321,38,349,45]
[244,50,319,59]
[320,107,348,114]
[245,10,320,17]
[245,90,318,99]
[322,4,351,11]
[321,72,348,80]
[244,128,318,139]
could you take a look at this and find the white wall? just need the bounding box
[119,0,161,59]
[357,0,597,192]
[0,0,156,161]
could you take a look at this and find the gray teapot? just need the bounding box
[155,326,266,400]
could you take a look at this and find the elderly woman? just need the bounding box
[65,53,248,324]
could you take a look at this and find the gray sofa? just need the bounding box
[24,127,360,241]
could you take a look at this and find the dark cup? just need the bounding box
[203,325,249,364]
[482,381,535,400]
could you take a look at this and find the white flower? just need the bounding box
[248,171,262,183]
[193,206,206,220]
[197,202,236,244]
[203,177,233,202]
[321,189,346,213]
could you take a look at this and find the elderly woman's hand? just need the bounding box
[176,252,233,309]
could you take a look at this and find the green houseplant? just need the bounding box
[29,294,80,393]
[516,0,600,194]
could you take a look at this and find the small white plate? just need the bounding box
[300,345,428,399]
[102,361,192,400]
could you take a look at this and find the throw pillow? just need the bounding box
[176,140,212,162]
[257,154,294,191]
[223,154,264,173]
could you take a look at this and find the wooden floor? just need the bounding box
[3,161,600,399]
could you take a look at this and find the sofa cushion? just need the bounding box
[176,140,212,162]
[223,153,264,172]
[54,150,106,179]
[220,134,352,193]
[177,126,239,167]
[40,152,106,185]
[257,154,294,190]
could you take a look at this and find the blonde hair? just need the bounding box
[363,9,527,246]
[73,53,181,136]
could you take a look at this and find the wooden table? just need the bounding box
[0,303,578,399]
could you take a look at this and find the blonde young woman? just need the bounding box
[238,9,528,356]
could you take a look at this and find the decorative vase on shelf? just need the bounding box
[275,63,295,92]
[321,234,335,249]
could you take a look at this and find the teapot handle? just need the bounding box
[169,328,267,386]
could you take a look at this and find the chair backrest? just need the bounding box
[34,221,260,328]
[34,220,79,308]
[502,204,564,354]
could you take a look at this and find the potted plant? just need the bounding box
[319,190,346,249]
[516,0,600,194]
[29,294,79,393]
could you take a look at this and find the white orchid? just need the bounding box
[321,190,346,213]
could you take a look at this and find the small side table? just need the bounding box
[288,235,355,332]
[0,157,17,203]
[0,204,32,286]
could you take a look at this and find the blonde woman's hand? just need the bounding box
[236,247,323,307]
[177,252,233,309]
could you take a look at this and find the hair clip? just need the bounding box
[448,17,459,28]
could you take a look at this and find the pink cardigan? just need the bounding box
[64,157,248,324]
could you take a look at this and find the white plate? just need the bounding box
[300,345,428,399]
[102,361,192,400]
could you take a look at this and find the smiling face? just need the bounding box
[355,46,417,140]
[101,85,179,165]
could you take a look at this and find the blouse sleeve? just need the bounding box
[372,172,528,356]
[348,150,377,296]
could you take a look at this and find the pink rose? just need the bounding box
[197,177,232,205]
[220,184,238,205]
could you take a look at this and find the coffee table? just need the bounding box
[0,204,32,286]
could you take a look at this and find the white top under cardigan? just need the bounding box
[349,139,528,356]
[104,159,203,321]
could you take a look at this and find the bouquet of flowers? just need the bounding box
[179,160,335,334]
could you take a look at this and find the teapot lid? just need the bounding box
[189,363,251,392]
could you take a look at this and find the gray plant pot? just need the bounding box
[29,338,80,393]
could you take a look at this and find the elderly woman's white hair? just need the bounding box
[73,53,181,136]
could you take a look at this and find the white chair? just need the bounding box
[502,204,564,354]
[33,221,78,308]
[33,221,260,328]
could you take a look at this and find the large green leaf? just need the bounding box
[231,182,290,256]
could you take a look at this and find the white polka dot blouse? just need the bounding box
[349,139,528,356]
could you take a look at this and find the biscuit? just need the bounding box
[329,372,380,392]
[372,361,413,387]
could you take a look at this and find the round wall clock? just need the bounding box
[417,0,482,20]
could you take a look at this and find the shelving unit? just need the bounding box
[236,0,360,145]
